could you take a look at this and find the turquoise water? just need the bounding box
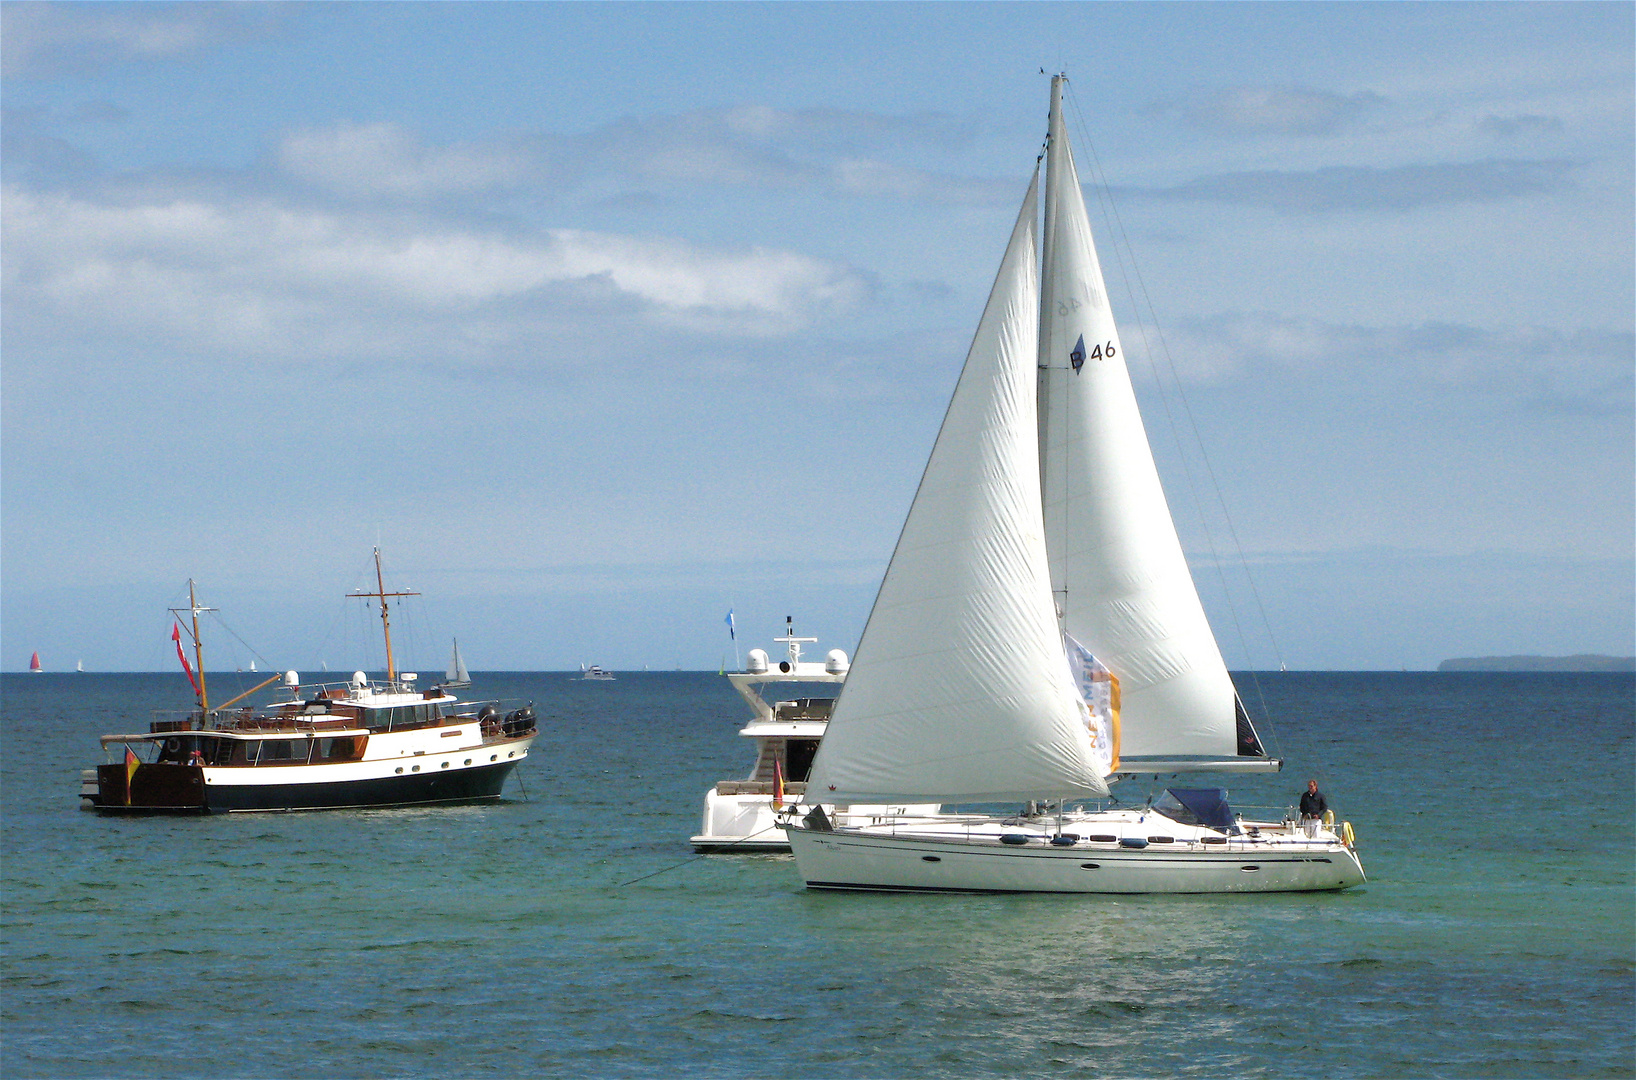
[3,671,1632,1078]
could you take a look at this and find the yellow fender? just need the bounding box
[1322,808,1335,826]
[1340,820,1355,848]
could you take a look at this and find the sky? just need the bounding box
[2,1,1631,675]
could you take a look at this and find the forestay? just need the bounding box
[806,171,1110,806]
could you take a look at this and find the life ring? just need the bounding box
[1340,820,1355,847]
[165,737,180,754]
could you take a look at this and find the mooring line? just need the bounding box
[617,822,783,887]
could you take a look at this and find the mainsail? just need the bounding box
[1036,76,1268,768]
[447,639,471,686]
[805,171,1109,805]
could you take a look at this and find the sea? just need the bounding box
[2,670,1631,1079]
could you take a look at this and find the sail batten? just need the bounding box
[806,169,1109,806]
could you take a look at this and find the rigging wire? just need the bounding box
[1060,80,1287,746]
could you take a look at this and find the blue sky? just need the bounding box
[3,1,1631,674]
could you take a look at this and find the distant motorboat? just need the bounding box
[579,664,615,682]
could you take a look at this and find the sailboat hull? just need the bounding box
[787,824,1365,894]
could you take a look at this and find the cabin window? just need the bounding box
[314,736,364,762]
[255,739,312,765]
[785,739,820,782]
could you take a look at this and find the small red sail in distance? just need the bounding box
[28,651,41,672]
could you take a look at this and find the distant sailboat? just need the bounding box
[446,639,471,688]
[76,659,84,673]
[29,651,42,673]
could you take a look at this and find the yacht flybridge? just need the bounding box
[81,551,537,814]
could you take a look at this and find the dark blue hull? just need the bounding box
[91,758,523,814]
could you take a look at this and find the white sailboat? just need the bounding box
[783,75,1363,894]
[446,639,471,688]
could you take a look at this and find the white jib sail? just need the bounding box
[1037,75,1246,762]
[806,169,1110,806]
[448,640,469,683]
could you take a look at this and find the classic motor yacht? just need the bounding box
[80,552,537,814]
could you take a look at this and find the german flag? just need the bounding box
[124,745,140,806]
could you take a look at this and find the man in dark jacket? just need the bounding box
[1299,779,1328,838]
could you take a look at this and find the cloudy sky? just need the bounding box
[3,1,1631,674]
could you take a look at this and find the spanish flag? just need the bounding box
[772,758,785,810]
[124,744,140,806]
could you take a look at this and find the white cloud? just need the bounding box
[1134,312,1633,416]
[1,183,871,363]
[1153,86,1387,137]
[270,108,1005,207]
[277,122,530,200]
[1,2,280,79]
[1139,158,1575,213]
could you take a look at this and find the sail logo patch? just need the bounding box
[1070,335,1085,373]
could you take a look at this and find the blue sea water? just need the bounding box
[2,671,1632,1078]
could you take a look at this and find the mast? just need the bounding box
[170,580,215,714]
[349,548,418,683]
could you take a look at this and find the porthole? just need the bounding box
[1080,863,1101,870]
[440,762,450,769]
[490,755,498,762]
[412,765,421,772]
[921,855,941,863]
[464,759,472,766]
[1240,865,1261,873]
[394,767,403,774]
[507,751,514,758]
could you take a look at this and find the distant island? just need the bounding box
[1438,655,1635,672]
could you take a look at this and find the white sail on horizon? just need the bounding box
[447,639,470,685]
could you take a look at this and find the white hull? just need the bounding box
[692,789,791,851]
[786,813,1365,894]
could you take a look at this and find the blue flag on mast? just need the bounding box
[725,609,735,641]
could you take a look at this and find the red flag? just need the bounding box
[772,758,785,810]
[172,623,199,697]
